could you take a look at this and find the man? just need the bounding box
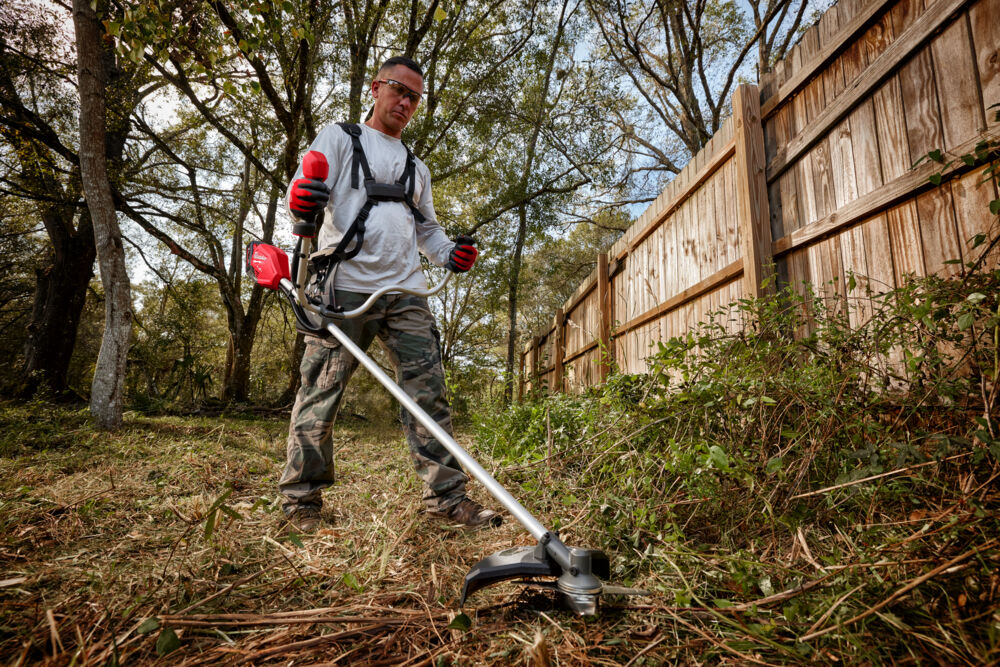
[280,55,501,533]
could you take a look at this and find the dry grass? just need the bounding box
[2,400,998,665]
[0,403,662,665]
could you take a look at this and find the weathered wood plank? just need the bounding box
[853,100,884,197]
[598,252,612,381]
[863,213,897,294]
[969,0,1000,124]
[761,0,893,119]
[767,0,971,183]
[733,84,774,299]
[553,308,565,393]
[951,169,1000,269]
[887,202,927,280]
[772,133,999,256]
[614,137,736,262]
[614,260,744,337]
[898,48,943,164]
[890,0,925,34]
[840,216,871,328]
[872,75,910,181]
[930,17,985,151]
[916,186,964,276]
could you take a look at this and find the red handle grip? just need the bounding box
[302,150,328,181]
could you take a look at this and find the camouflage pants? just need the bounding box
[279,290,467,514]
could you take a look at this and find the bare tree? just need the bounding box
[588,0,809,186]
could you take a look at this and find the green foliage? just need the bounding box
[476,265,1000,660]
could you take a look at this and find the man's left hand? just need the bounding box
[446,236,478,273]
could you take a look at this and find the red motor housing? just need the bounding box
[245,242,290,290]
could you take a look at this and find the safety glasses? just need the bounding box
[376,79,423,105]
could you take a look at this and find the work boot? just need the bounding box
[427,497,502,528]
[283,505,322,533]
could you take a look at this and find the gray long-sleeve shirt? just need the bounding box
[287,123,453,292]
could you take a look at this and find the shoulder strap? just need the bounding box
[337,122,373,190]
[399,144,425,224]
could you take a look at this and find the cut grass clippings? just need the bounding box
[2,399,997,664]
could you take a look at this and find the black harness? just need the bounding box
[306,123,425,315]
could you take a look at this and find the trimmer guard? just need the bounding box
[461,544,610,607]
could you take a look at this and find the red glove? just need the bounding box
[289,178,330,219]
[447,235,478,272]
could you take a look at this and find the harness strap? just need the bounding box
[311,124,427,295]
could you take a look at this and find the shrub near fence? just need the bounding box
[521,0,1000,397]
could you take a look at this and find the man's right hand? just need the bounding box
[290,178,331,219]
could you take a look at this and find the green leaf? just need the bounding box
[928,173,942,186]
[713,598,734,608]
[203,508,217,540]
[848,274,857,291]
[708,445,729,470]
[220,505,242,521]
[137,618,160,635]
[760,395,776,405]
[990,199,1000,215]
[972,233,987,248]
[967,292,987,304]
[961,154,976,166]
[765,457,783,474]
[155,628,180,656]
[957,312,975,331]
[928,149,944,163]
[434,6,447,21]
[287,532,304,548]
[341,572,362,591]
[447,613,472,632]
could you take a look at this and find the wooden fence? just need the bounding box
[520,0,1000,397]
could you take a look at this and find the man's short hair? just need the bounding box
[378,55,423,78]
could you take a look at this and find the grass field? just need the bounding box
[0,402,663,665]
[1,388,998,664]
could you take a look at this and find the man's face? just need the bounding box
[368,65,424,138]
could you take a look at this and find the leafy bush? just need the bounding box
[475,266,1000,661]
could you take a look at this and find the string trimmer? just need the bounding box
[245,150,643,615]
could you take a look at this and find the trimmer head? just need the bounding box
[461,541,622,615]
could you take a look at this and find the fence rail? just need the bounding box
[520,0,1000,397]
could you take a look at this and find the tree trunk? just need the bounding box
[503,203,528,404]
[20,210,96,400]
[73,0,131,429]
[279,332,307,406]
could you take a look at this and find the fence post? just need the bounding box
[517,344,526,402]
[598,252,613,382]
[531,335,541,394]
[553,308,565,393]
[732,83,773,299]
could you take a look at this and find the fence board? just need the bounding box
[872,76,910,181]
[931,19,986,151]
[969,0,1000,122]
[952,170,1000,268]
[916,187,964,276]
[891,0,925,33]
[887,201,927,280]
[899,48,943,164]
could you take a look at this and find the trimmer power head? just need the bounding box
[461,540,616,615]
